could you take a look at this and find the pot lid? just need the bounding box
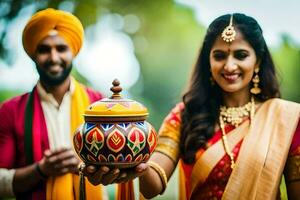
[84,79,149,119]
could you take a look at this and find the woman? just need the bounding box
[85,13,300,200]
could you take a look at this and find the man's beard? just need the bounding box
[36,61,72,86]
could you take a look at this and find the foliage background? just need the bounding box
[0,0,299,199]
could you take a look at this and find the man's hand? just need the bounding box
[38,148,80,177]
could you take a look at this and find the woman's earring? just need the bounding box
[250,68,261,95]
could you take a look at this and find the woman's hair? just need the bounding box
[180,13,280,163]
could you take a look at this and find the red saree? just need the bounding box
[155,98,300,200]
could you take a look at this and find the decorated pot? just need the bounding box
[73,79,158,168]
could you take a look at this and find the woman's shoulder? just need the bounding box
[162,102,184,127]
[262,98,300,113]
[170,102,185,117]
[169,102,185,114]
[266,98,299,107]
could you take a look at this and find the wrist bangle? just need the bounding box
[148,161,167,194]
[35,163,47,179]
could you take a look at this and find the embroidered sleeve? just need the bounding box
[285,120,300,182]
[155,103,184,163]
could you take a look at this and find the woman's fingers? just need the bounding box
[135,163,148,173]
[83,163,149,185]
[85,165,98,174]
[85,165,110,185]
[114,172,128,183]
[101,168,120,185]
[114,163,149,183]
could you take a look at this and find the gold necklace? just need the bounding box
[219,96,255,169]
[220,97,254,128]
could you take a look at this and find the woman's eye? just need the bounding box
[213,53,226,61]
[234,51,248,60]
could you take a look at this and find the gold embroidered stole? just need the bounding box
[189,119,249,198]
[222,99,300,200]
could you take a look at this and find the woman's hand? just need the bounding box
[83,163,149,186]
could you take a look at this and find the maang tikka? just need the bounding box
[221,15,236,43]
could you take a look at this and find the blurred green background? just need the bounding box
[0,0,299,199]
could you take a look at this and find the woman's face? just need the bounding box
[209,31,258,95]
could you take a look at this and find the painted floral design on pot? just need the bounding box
[73,79,158,168]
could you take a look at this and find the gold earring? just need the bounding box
[250,68,261,94]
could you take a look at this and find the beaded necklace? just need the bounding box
[219,96,255,169]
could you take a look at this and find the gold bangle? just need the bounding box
[148,161,168,194]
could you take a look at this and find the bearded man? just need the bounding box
[0,8,107,200]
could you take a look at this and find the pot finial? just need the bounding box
[110,79,122,99]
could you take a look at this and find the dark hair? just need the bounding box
[180,13,280,163]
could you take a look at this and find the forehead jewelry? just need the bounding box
[221,15,236,43]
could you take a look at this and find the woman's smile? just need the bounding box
[222,72,241,83]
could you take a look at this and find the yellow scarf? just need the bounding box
[46,79,104,200]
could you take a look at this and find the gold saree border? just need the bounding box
[223,98,300,200]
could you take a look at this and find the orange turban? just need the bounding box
[22,8,84,57]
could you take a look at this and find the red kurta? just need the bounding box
[0,85,103,199]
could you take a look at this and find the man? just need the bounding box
[0,8,107,199]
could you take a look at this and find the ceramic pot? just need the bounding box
[73,79,158,168]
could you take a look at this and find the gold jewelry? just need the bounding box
[148,161,167,194]
[220,96,255,127]
[219,96,255,169]
[219,117,235,169]
[221,15,236,43]
[250,68,261,95]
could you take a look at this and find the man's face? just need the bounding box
[34,35,74,86]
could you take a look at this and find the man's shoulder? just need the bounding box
[83,85,105,102]
[0,92,30,111]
